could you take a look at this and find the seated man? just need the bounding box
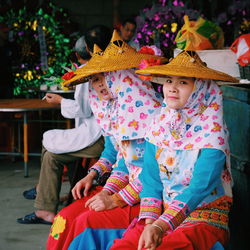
[16,32,111,225]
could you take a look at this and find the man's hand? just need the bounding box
[85,189,117,211]
[71,170,97,199]
[44,93,63,104]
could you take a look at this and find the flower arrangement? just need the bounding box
[134,0,201,58]
[216,0,250,46]
[0,3,77,96]
[44,63,77,91]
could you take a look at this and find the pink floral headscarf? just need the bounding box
[145,79,230,154]
[89,69,163,142]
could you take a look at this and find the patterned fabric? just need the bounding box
[140,197,163,220]
[88,69,162,205]
[89,69,162,141]
[89,136,120,180]
[145,79,229,153]
[103,138,146,203]
[118,179,142,206]
[159,200,190,231]
[103,170,129,193]
[139,79,232,233]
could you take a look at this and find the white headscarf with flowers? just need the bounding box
[145,79,229,155]
[89,69,163,142]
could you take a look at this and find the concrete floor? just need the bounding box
[0,156,70,250]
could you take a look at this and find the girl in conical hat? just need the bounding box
[110,51,236,249]
[47,31,164,250]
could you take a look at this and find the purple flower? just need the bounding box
[137,33,142,39]
[154,14,160,21]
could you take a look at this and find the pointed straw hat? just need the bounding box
[63,29,167,86]
[135,51,239,83]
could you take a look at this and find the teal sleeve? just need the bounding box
[139,141,163,200]
[99,136,118,165]
[89,136,118,178]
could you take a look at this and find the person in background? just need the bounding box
[119,18,139,50]
[17,28,111,225]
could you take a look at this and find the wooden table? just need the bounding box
[0,99,61,177]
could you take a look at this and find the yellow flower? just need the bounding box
[171,23,178,33]
[50,215,66,240]
[31,20,38,31]
[24,71,33,81]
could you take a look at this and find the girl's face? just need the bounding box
[162,75,195,109]
[90,73,112,100]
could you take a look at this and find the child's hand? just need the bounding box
[85,190,116,211]
[138,224,164,250]
[71,170,97,199]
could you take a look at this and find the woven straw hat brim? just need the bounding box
[63,29,167,86]
[64,53,166,86]
[136,60,239,83]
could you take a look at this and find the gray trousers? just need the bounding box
[34,136,104,213]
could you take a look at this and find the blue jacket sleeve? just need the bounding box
[90,136,118,178]
[140,141,163,200]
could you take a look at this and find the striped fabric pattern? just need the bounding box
[103,170,129,193]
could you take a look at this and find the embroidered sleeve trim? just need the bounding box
[89,158,113,178]
[159,200,190,230]
[139,197,163,220]
[103,170,129,193]
[118,179,142,206]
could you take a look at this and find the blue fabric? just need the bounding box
[113,139,146,176]
[210,241,224,250]
[139,141,163,199]
[100,136,118,165]
[68,228,125,250]
[140,141,226,212]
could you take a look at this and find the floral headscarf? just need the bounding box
[145,79,229,154]
[89,69,163,142]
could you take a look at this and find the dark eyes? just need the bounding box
[92,77,100,83]
[166,79,187,85]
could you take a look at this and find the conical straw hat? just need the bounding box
[63,29,167,86]
[135,51,239,83]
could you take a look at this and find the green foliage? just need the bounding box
[0,3,72,96]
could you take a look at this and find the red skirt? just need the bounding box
[47,185,140,250]
[46,186,103,250]
[111,220,228,250]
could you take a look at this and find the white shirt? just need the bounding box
[42,81,102,154]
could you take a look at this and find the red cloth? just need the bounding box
[111,221,228,250]
[63,203,140,249]
[47,186,102,250]
[47,185,140,250]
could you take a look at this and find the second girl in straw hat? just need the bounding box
[47,30,165,250]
